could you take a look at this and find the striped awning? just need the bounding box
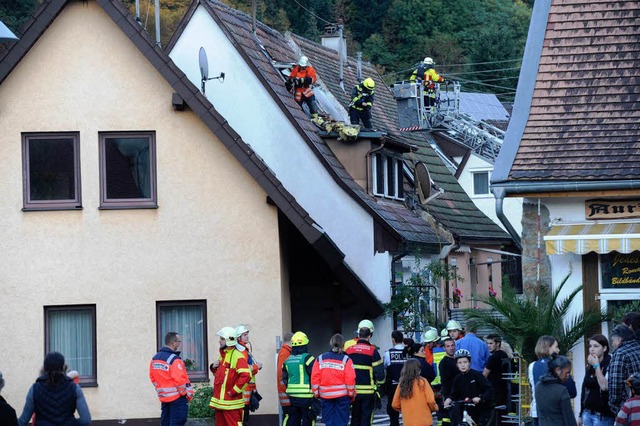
[545,222,640,255]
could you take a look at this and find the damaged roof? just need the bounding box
[494,0,640,183]
[290,36,511,243]
[168,0,445,248]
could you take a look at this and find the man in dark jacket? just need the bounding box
[483,334,510,425]
[0,370,18,426]
[608,324,640,415]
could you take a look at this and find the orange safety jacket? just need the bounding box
[237,342,260,405]
[288,65,317,102]
[277,344,292,406]
[311,352,356,399]
[410,67,445,97]
[149,347,194,403]
[210,346,252,411]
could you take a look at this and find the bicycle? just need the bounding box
[444,399,500,426]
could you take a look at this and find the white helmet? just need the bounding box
[446,320,462,331]
[357,319,375,333]
[217,327,237,344]
[298,55,309,67]
[440,328,451,341]
[423,57,434,65]
[236,324,249,337]
[421,329,439,344]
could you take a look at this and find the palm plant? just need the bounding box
[462,274,608,362]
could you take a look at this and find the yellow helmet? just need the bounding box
[362,78,375,90]
[291,331,309,346]
[357,319,375,333]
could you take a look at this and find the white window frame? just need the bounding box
[372,153,404,200]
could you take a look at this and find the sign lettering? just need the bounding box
[586,199,640,220]
[601,251,640,289]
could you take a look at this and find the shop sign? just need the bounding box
[586,199,640,220]
[601,251,640,289]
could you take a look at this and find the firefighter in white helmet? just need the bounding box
[285,55,319,119]
[410,56,446,111]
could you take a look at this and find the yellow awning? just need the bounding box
[545,222,640,255]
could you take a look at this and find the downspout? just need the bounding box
[493,187,522,249]
[356,52,363,82]
[338,25,345,92]
[154,0,161,47]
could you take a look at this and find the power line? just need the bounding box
[442,58,523,67]
[447,67,521,76]
[290,0,332,25]
[455,76,517,91]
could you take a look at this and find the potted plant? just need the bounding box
[186,385,214,426]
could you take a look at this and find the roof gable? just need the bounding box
[496,0,640,183]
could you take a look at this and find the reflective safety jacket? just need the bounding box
[210,346,252,411]
[431,347,446,387]
[288,65,317,102]
[410,66,445,96]
[149,347,194,403]
[277,344,293,406]
[283,352,315,399]
[311,351,356,399]
[236,342,260,405]
[346,339,385,396]
[349,84,375,111]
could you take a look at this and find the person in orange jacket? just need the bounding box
[311,334,356,426]
[277,332,294,424]
[236,324,263,425]
[410,57,446,110]
[285,55,319,118]
[209,327,252,426]
[149,332,194,426]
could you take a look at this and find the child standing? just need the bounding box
[392,358,438,426]
[615,373,640,426]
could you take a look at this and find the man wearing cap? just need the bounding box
[346,324,385,426]
[285,56,318,119]
[210,327,252,426]
[149,332,194,426]
[608,324,640,415]
[383,330,408,426]
[236,325,263,425]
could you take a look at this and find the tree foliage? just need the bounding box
[462,274,609,363]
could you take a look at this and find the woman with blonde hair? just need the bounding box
[392,358,438,426]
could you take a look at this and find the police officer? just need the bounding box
[383,330,409,426]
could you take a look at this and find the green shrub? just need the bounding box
[188,385,214,418]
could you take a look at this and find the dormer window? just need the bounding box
[372,153,404,200]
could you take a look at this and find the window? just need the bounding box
[44,305,96,386]
[99,132,157,208]
[22,132,81,210]
[157,301,208,381]
[473,171,490,195]
[372,153,404,200]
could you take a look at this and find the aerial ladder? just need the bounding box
[393,80,505,164]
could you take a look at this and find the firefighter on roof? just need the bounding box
[286,56,319,119]
[410,57,446,110]
[349,78,376,129]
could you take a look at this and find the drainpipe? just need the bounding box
[356,52,363,82]
[135,0,140,23]
[338,25,345,92]
[493,187,522,249]
[251,0,257,35]
[154,0,161,47]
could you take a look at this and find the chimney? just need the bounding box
[321,24,347,62]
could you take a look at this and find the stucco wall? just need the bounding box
[0,2,282,420]
[168,6,392,303]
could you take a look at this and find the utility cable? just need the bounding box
[290,0,332,25]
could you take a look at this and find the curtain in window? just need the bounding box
[49,309,93,376]
[159,305,205,372]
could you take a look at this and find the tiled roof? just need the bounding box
[291,37,511,243]
[181,0,443,247]
[0,0,386,314]
[505,0,640,181]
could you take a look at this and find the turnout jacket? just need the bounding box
[311,351,356,399]
[149,346,194,403]
[283,350,315,400]
[346,339,385,396]
[236,342,260,405]
[210,346,252,411]
[277,343,293,406]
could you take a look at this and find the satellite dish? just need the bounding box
[415,162,432,205]
[199,47,209,82]
[198,47,225,95]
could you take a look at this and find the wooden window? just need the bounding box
[44,305,97,386]
[99,131,157,209]
[157,301,209,382]
[22,132,81,210]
